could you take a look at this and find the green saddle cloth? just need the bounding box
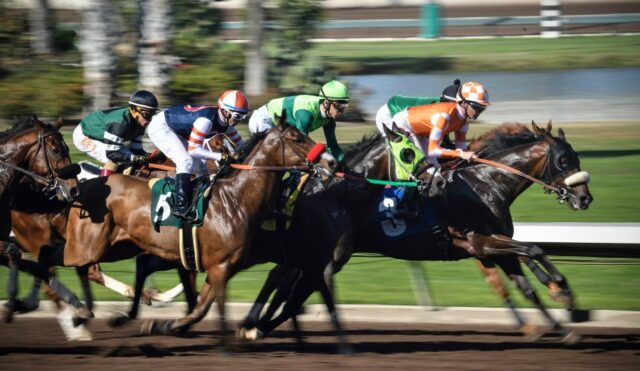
[150,177,206,228]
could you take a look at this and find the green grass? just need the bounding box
[1,121,638,310]
[312,35,640,74]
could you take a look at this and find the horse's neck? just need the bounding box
[484,141,549,204]
[0,133,34,192]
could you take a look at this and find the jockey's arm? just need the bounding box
[104,121,136,163]
[427,116,462,160]
[187,117,224,161]
[130,134,148,156]
[454,123,469,150]
[224,125,244,147]
[322,121,344,161]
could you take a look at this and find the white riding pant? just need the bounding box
[72,125,134,165]
[248,105,274,135]
[375,104,393,135]
[148,112,206,175]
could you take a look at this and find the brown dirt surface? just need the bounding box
[0,318,638,370]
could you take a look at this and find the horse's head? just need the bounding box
[383,124,446,198]
[258,112,337,179]
[532,121,593,210]
[24,115,79,202]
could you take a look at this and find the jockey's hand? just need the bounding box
[460,151,477,162]
[133,154,151,166]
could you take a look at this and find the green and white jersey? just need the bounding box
[266,95,343,160]
[386,95,440,116]
[79,107,146,163]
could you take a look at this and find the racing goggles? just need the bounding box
[136,107,157,120]
[330,100,349,112]
[467,101,486,113]
[227,109,248,121]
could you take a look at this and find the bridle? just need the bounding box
[0,128,67,198]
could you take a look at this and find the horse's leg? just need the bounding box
[475,258,528,330]
[480,234,575,308]
[318,263,354,355]
[259,267,302,325]
[4,249,19,323]
[239,264,293,331]
[75,265,93,312]
[501,262,579,344]
[177,266,197,314]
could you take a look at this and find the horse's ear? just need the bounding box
[54,117,64,130]
[32,114,44,128]
[558,127,566,141]
[546,120,552,132]
[531,120,541,134]
[384,123,401,142]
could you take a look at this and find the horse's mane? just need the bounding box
[237,130,268,162]
[0,116,40,140]
[342,132,384,168]
[469,123,540,157]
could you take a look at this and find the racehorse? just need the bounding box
[238,121,592,346]
[0,115,79,321]
[40,118,336,347]
[8,133,235,326]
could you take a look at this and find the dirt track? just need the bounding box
[1,318,637,370]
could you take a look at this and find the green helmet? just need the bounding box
[319,80,350,102]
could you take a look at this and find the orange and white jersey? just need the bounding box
[392,102,468,161]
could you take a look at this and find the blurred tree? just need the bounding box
[29,0,53,55]
[137,0,173,98]
[267,0,328,94]
[78,0,119,112]
[244,0,266,96]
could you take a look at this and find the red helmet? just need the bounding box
[218,90,250,113]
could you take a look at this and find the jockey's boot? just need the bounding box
[394,187,421,219]
[172,173,194,219]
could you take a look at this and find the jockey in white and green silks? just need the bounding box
[248,80,349,161]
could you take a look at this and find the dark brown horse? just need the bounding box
[0,115,79,321]
[238,122,592,347]
[39,119,336,346]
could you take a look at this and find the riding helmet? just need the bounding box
[457,81,491,106]
[218,90,250,113]
[128,90,159,110]
[319,80,350,102]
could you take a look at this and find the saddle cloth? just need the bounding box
[376,186,440,240]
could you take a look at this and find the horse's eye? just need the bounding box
[558,156,568,169]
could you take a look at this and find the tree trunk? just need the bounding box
[137,0,172,98]
[244,0,266,96]
[29,0,53,55]
[78,0,117,113]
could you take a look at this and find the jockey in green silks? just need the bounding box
[248,80,350,161]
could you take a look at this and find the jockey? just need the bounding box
[248,80,349,161]
[147,89,249,218]
[383,81,491,168]
[73,90,159,177]
[375,79,461,135]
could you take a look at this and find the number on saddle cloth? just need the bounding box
[149,177,207,230]
[376,186,441,240]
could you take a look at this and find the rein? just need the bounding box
[474,157,564,195]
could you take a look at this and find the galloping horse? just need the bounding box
[0,115,79,321]
[41,119,336,346]
[9,133,235,324]
[239,122,592,346]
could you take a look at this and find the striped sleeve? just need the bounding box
[427,112,461,159]
[225,125,244,147]
[455,122,469,150]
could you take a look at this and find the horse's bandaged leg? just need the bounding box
[148,283,184,303]
[56,304,93,341]
[101,273,135,298]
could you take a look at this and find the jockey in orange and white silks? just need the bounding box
[147,90,249,218]
[381,81,491,168]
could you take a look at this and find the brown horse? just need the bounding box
[8,133,235,323]
[238,121,592,347]
[0,115,79,321]
[40,119,336,346]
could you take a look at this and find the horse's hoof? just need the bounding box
[74,306,94,320]
[140,319,155,335]
[562,330,581,345]
[108,312,131,328]
[140,319,174,335]
[337,343,356,356]
[2,305,14,324]
[521,324,545,342]
[236,327,262,341]
[14,299,39,314]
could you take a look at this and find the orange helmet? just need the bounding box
[218,90,250,112]
[457,81,491,106]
